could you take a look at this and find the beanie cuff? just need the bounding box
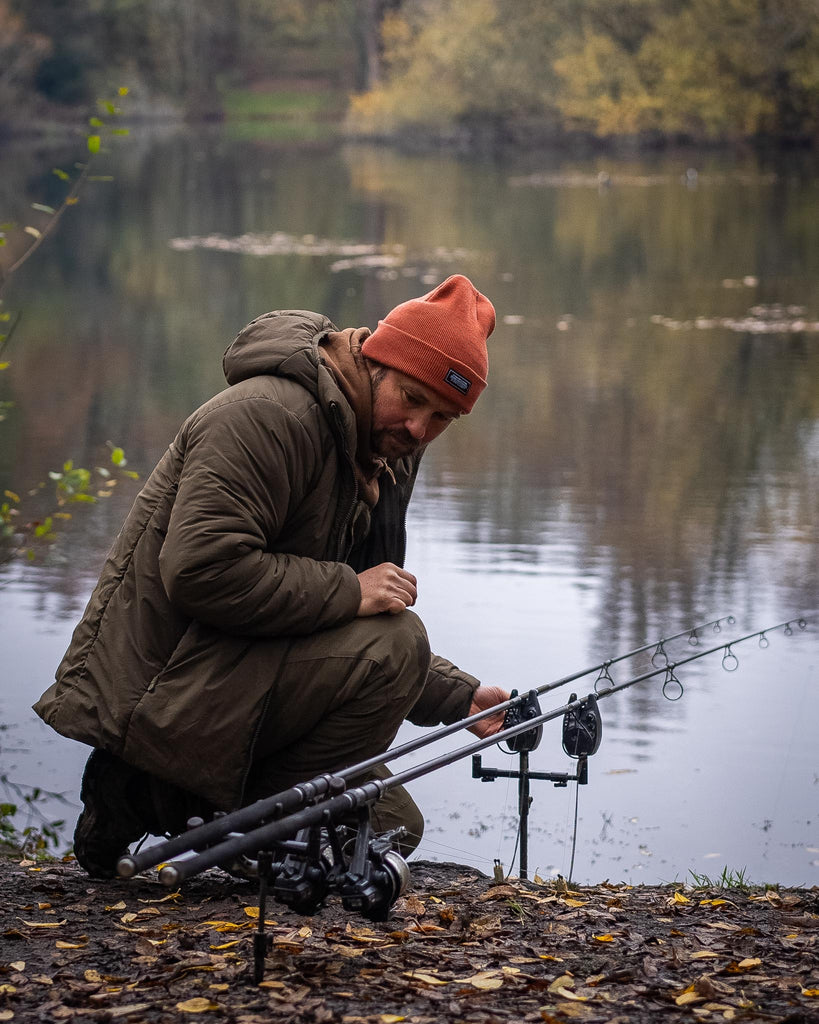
[362,320,487,414]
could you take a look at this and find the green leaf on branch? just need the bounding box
[31,203,55,214]
[89,116,104,128]
[52,167,70,181]
[87,134,101,154]
[110,446,126,466]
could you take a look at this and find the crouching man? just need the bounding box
[34,274,508,878]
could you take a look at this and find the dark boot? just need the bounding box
[73,749,156,879]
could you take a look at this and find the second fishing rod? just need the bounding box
[120,616,807,883]
[118,613,736,877]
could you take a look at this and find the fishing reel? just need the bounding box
[339,811,410,921]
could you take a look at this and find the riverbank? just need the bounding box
[1,854,817,1023]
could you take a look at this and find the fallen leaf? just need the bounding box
[402,971,448,986]
[548,974,575,994]
[690,951,720,959]
[380,1016,406,1023]
[675,991,703,1006]
[328,944,365,958]
[468,973,504,990]
[19,919,67,928]
[478,884,518,902]
[176,997,220,1012]
[671,892,691,905]
[0,1012,13,1022]
[9,962,24,972]
[593,934,614,942]
[55,940,87,949]
[562,898,588,908]
[210,940,240,950]
[801,988,819,997]
[105,901,127,912]
[84,969,103,984]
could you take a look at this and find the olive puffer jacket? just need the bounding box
[33,311,479,809]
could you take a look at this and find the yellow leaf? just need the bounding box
[801,988,819,997]
[672,891,691,904]
[737,957,762,969]
[593,934,614,942]
[548,974,575,994]
[700,898,730,907]
[175,997,219,1012]
[538,954,564,961]
[84,970,103,984]
[138,891,182,904]
[9,962,25,972]
[468,973,503,990]
[209,941,239,950]
[258,981,286,990]
[562,898,588,907]
[120,913,138,924]
[204,920,243,931]
[381,1017,406,1023]
[328,944,365,958]
[105,901,127,912]
[690,951,720,959]
[675,992,703,1006]
[0,1010,13,1022]
[402,971,448,986]
[0,987,16,996]
[20,919,66,928]
[243,906,259,918]
[56,940,86,949]
[209,984,229,992]
[556,987,587,1001]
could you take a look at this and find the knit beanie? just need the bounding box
[361,274,495,414]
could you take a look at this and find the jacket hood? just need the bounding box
[222,310,338,388]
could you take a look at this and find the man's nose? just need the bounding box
[405,411,431,440]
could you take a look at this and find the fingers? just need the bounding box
[356,563,418,617]
[466,684,512,738]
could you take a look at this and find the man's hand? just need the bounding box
[467,684,511,738]
[356,563,418,616]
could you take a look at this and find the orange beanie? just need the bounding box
[361,274,495,413]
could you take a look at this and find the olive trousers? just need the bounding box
[245,610,432,856]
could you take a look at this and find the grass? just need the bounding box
[686,865,779,890]
[221,88,346,122]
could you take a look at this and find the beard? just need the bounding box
[371,428,419,460]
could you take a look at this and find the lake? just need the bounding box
[1,127,817,887]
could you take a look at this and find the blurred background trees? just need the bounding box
[3,0,819,143]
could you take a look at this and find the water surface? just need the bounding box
[1,130,816,884]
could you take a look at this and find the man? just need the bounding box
[34,274,508,879]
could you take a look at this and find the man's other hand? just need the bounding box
[356,563,418,616]
[467,685,511,738]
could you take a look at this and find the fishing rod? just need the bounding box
[117,613,735,879]
[123,617,805,886]
[128,616,806,983]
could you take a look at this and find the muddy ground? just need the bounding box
[1,854,817,1023]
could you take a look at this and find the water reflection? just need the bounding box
[0,130,816,883]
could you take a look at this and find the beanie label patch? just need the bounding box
[445,368,471,395]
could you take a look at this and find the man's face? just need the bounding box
[370,367,463,459]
